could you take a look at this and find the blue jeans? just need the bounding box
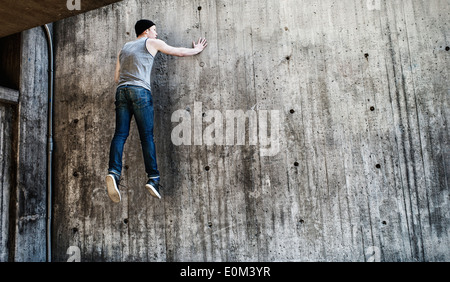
[108,85,160,180]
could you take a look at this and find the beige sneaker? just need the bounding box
[106,174,121,203]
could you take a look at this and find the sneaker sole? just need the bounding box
[106,175,121,203]
[145,184,161,199]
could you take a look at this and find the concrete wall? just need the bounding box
[0,27,50,262]
[15,28,50,262]
[0,97,16,261]
[52,0,449,261]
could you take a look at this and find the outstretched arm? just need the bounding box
[147,38,208,57]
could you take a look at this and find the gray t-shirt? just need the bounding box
[117,37,154,91]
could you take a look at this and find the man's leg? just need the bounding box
[130,87,160,180]
[107,87,132,203]
[129,87,162,199]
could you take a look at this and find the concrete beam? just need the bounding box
[0,0,123,38]
[0,86,19,104]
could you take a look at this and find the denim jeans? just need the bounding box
[108,85,160,180]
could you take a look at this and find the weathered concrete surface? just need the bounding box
[14,28,51,262]
[0,102,16,261]
[52,0,449,261]
[0,27,50,261]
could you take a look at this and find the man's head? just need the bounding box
[135,19,157,38]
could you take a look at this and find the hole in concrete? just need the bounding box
[382,220,387,225]
[208,222,212,228]
[370,106,375,111]
[72,227,78,234]
[73,119,79,124]
[364,53,369,59]
[446,46,449,51]
[205,166,210,171]
[124,218,129,224]
[198,6,202,11]
[290,109,295,114]
[73,172,79,177]
[294,162,299,167]
[375,164,381,169]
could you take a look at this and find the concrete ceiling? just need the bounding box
[0,0,122,38]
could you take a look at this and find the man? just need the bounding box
[106,20,208,203]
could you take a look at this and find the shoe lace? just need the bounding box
[148,179,163,190]
[118,178,127,189]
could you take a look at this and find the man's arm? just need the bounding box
[147,38,208,57]
[114,51,121,83]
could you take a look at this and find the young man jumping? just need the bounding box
[106,20,208,203]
